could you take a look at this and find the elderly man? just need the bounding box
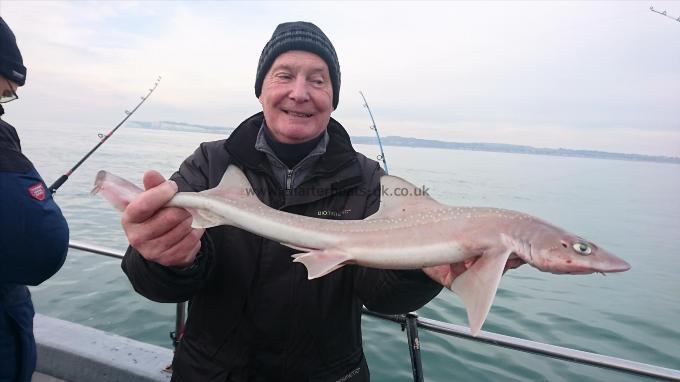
[121,22,444,381]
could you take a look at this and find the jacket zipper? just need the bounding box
[285,169,293,190]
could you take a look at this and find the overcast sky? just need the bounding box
[2,1,679,157]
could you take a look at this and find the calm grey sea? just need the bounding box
[14,120,680,381]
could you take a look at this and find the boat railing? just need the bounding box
[66,240,680,382]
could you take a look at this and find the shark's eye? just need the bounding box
[572,242,592,256]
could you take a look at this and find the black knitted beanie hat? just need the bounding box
[255,21,340,109]
[0,17,26,86]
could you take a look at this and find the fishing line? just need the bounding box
[48,76,162,194]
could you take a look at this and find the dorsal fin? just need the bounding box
[368,174,443,219]
[200,165,256,199]
[188,165,258,228]
[219,165,253,191]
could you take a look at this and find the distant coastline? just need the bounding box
[352,136,680,165]
[130,120,680,165]
[130,121,235,135]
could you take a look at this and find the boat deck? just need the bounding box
[33,372,67,382]
[33,314,172,382]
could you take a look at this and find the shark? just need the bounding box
[92,165,631,335]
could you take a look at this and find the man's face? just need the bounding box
[259,50,333,144]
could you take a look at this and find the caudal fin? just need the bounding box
[91,170,144,211]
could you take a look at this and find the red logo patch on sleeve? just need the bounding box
[28,182,47,201]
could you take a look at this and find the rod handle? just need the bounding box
[48,175,69,195]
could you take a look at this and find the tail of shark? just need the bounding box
[91,170,144,211]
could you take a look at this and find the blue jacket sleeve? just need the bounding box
[0,167,69,285]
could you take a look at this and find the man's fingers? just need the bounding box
[123,179,178,223]
[135,215,194,256]
[119,169,203,268]
[145,207,191,239]
[153,229,204,267]
[502,258,526,274]
[422,263,462,289]
[506,258,525,269]
[143,170,168,190]
[425,255,525,288]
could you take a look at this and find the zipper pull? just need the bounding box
[286,169,293,190]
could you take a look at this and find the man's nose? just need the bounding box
[289,77,310,102]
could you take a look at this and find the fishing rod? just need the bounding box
[650,6,680,23]
[359,90,424,378]
[359,91,389,174]
[48,76,162,194]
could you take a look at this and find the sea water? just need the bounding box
[15,121,680,381]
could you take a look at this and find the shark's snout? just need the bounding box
[588,248,632,273]
[601,257,631,273]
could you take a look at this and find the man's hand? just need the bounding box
[423,256,525,289]
[121,170,204,267]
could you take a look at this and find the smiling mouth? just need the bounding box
[284,109,313,118]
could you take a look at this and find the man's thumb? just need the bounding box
[143,170,168,191]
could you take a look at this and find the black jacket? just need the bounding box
[121,113,442,381]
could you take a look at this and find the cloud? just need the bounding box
[2,1,679,156]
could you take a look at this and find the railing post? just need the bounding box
[403,312,424,382]
[170,302,186,349]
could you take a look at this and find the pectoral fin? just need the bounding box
[291,249,353,279]
[187,208,225,229]
[449,249,512,336]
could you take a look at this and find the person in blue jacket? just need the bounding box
[0,17,69,382]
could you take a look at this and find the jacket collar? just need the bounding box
[224,112,365,206]
[225,112,359,175]
[254,122,329,171]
